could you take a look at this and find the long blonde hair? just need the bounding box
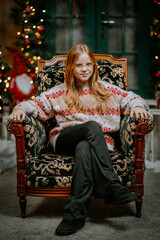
[64,44,112,113]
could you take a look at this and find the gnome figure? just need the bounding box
[7,47,36,105]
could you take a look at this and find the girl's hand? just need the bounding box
[130,107,152,121]
[9,108,26,123]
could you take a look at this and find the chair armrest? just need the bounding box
[6,115,47,158]
[120,114,154,157]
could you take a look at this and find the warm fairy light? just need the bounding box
[38,41,42,45]
[37,56,41,60]
[27,69,31,72]
[1,66,4,70]
[31,96,35,100]
[42,10,46,13]
[26,45,30,49]
[25,35,29,38]
[32,8,35,11]
[6,83,9,88]
[35,67,38,71]
[40,19,44,22]
[0,79,2,83]
[4,88,7,92]
[25,53,29,56]
[0,51,2,55]
[17,32,21,35]
[33,25,36,29]
[4,79,7,83]
[155,56,159,60]
[30,80,33,84]
[21,48,24,51]
[24,20,28,23]
[0,95,2,99]
[31,60,34,64]
[33,56,37,60]
[7,77,11,80]
[30,6,33,9]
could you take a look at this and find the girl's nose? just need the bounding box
[82,65,87,71]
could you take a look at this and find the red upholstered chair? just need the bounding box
[7,54,153,218]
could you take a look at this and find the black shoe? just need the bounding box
[106,188,137,205]
[55,218,85,236]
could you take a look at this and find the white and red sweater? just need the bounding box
[15,80,148,151]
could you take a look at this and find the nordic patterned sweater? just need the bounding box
[14,80,148,152]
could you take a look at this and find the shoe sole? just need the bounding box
[111,195,138,205]
[55,222,85,236]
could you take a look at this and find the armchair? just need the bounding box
[7,54,153,218]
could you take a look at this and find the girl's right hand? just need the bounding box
[9,108,26,123]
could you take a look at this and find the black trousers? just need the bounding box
[55,121,125,222]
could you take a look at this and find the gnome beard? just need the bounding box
[9,73,35,103]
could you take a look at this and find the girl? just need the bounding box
[9,44,151,236]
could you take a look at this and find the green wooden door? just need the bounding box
[44,0,151,97]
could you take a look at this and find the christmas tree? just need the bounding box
[10,0,51,81]
[150,0,160,103]
[0,44,12,113]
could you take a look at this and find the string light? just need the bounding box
[17,32,21,35]
[155,56,159,60]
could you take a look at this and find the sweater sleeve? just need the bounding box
[120,88,149,115]
[14,89,54,121]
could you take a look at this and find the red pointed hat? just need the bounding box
[6,47,27,78]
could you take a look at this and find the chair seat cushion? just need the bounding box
[25,152,133,188]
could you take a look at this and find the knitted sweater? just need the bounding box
[15,80,148,151]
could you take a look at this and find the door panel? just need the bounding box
[44,0,150,97]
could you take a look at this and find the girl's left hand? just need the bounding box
[130,107,152,120]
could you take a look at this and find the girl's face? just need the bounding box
[73,53,94,85]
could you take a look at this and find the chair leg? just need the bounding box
[135,197,142,218]
[19,197,26,218]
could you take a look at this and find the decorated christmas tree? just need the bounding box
[0,44,12,113]
[150,0,160,104]
[10,0,51,81]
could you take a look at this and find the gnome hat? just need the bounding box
[6,47,27,78]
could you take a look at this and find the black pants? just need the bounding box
[55,121,125,222]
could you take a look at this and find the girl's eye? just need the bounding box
[86,63,92,66]
[76,64,82,68]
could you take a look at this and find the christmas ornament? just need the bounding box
[37,26,45,33]
[24,40,30,45]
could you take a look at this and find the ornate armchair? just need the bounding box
[7,54,153,218]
